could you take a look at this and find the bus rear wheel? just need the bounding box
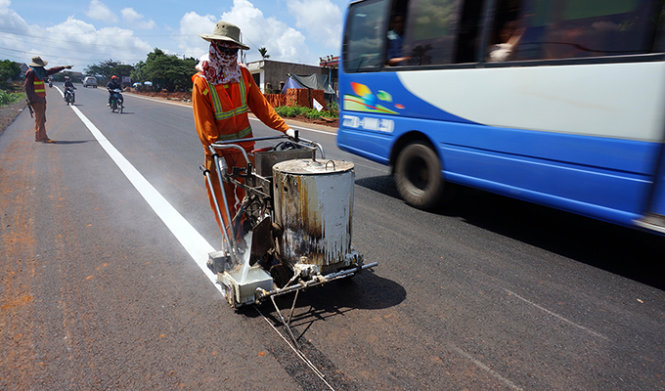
[394,141,445,209]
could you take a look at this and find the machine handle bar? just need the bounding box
[209,134,325,162]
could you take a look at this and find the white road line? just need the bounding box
[452,346,524,391]
[68,105,334,387]
[505,289,609,340]
[69,105,219,288]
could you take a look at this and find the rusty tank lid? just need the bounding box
[272,159,354,175]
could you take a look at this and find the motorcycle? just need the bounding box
[108,88,124,113]
[64,86,75,105]
[48,78,53,88]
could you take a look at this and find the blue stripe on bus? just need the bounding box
[338,117,659,227]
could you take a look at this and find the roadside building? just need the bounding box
[246,59,338,96]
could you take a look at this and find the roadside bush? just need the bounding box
[275,105,339,119]
[305,109,322,119]
[275,106,298,117]
[294,106,310,116]
[327,101,339,116]
[0,90,23,106]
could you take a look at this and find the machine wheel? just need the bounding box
[394,141,445,210]
[110,100,117,112]
[119,103,123,114]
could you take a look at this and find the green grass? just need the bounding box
[0,90,25,106]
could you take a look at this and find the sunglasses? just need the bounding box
[215,44,239,55]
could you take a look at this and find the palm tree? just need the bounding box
[258,47,270,59]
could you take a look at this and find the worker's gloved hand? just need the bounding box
[65,65,73,69]
[286,128,298,141]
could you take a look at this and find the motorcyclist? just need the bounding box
[106,75,122,106]
[64,75,75,90]
[64,75,76,103]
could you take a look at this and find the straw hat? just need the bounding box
[29,56,48,67]
[200,21,249,50]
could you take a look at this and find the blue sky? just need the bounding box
[0,0,347,72]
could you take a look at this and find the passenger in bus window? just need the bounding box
[386,14,410,66]
[488,19,524,62]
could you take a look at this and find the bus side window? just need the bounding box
[343,0,391,73]
[455,0,485,63]
[493,0,665,62]
[402,0,461,66]
[386,0,410,66]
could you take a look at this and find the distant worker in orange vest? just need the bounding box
[24,56,72,143]
[192,21,296,240]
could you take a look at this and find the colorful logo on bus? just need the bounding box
[344,82,405,114]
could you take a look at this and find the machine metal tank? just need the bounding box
[272,158,356,271]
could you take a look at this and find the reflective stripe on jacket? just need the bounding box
[191,65,290,158]
[33,78,46,97]
[196,70,252,143]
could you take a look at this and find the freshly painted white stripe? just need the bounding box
[398,61,665,142]
[68,105,336,386]
[452,346,524,391]
[69,105,219,290]
[505,289,609,340]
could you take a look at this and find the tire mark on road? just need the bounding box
[505,289,609,340]
[452,345,525,391]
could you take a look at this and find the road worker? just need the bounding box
[24,56,72,143]
[192,21,296,243]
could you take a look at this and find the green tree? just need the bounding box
[130,60,146,84]
[138,49,196,92]
[258,47,270,59]
[0,60,21,89]
[84,59,134,84]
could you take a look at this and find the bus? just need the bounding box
[336,0,665,234]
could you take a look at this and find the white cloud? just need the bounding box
[286,0,342,49]
[86,0,117,23]
[0,3,35,64]
[42,17,152,68]
[121,8,156,30]
[178,0,314,64]
[0,1,27,32]
[177,11,217,59]
[0,5,152,72]
[221,0,309,63]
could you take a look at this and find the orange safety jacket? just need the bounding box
[192,65,290,160]
[33,77,46,98]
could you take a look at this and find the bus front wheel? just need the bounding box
[394,142,445,210]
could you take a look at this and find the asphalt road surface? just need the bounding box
[1,84,664,391]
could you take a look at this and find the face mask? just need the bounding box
[202,42,241,84]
